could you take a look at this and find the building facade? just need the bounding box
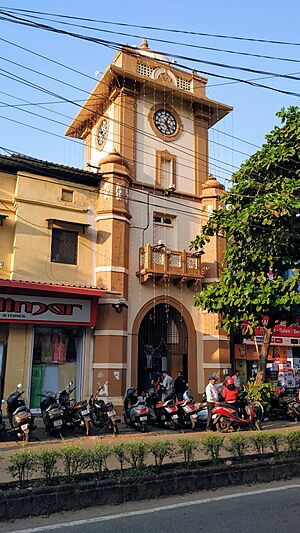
[0,41,233,408]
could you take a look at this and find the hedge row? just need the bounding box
[2,430,300,486]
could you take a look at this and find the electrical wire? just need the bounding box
[2,6,300,48]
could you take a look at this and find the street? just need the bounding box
[1,480,299,533]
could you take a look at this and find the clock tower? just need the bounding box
[66,40,232,404]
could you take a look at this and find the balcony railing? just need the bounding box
[137,244,203,287]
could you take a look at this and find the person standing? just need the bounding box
[232,370,241,390]
[161,371,173,401]
[174,371,187,401]
[205,376,220,430]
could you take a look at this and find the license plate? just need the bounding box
[108,410,116,417]
[191,414,198,419]
[53,420,62,427]
[172,414,178,420]
[140,416,147,421]
[81,409,89,416]
[21,424,29,431]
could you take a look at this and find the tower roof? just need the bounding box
[65,42,232,139]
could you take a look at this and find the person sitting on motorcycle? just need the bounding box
[220,377,239,412]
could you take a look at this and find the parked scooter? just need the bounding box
[124,388,149,432]
[211,393,260,432]
[176,388,208,430]
[59,381,91,436]
[146,389,179,430]
[7,384,35,441]
[281,396,300,422]
[40,392,63,436]
[89,384,118,435]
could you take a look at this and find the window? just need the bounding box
[153,213,176,248]
[61,189,74,202]
[155,150,176,190]
[51,228,78,265]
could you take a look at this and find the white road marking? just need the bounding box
[10,483,300,533]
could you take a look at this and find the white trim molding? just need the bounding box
[96,214,130,223]
[92,363,127,369]
[202,278,220,283]
[202,363,232,369]
[203,335,229,341]
[98,298,128,305]
[95,266,129,274]
[94,329,128,336]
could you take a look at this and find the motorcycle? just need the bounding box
[124,388,149,432]
[211,393,261,432]
[59,382,91,436]
[7,384,35,442]
[281,396,300,422]
[40,392,64,436]
[89,384,118,435]
[146,389,179,430]
[176,389,208,430]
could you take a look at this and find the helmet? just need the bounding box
[226,377,234,386]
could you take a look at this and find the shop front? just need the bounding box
[0,280,105,408]
[235,319,300,386]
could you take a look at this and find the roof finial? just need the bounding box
[140,38,149,50]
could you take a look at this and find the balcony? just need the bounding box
[137,244,203,287]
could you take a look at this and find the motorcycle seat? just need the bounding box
[156,401,170,408]
[13,406,27,415]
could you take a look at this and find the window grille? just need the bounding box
[137,62,155,78]
[51,228,78,265]
[176,77,191,91]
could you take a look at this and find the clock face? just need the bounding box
[153,110,177,136]
[97,119,108,146]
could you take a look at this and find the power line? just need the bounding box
[1,11,300,99]
[2,6,300,47]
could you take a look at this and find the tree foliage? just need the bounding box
[192,107,300,381]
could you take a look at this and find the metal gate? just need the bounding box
[138,303,188,391]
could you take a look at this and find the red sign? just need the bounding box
[255,318,300,339]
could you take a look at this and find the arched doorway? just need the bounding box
[137,303,188,392]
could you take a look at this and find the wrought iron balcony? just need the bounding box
[137,244,203,287]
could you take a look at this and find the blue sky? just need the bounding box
[0,0,299,185]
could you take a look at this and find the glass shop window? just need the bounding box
[30,326,83,408]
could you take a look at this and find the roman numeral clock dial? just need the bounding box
[153,110,177,136]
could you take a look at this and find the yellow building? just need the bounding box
[0,41,232,409]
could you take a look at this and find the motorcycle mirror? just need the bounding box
[69,381,74,387]
[16,383,22,390]
[1,399,5,404]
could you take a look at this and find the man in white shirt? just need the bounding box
[162,371,173,401]
[232,371,241,390]
[205,376,220,430]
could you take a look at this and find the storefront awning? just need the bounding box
[0,279,106,297]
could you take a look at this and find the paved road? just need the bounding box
[1,480,299,533]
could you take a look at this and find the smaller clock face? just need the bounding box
[153,110,177,136]
[97,119,108,146]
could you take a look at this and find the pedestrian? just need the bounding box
[161,370,173,401]
[174,371,187,401]
[232,370,241,390]
[205,375,222,430]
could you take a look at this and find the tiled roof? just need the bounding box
[0,278,106,296]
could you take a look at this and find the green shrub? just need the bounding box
[248,432,269,456]
[177,438,198,468]
[7,450,37,485]
[266,432,286,457]
[112,442,128,471]
[89,441,111,478]
[149,439,173,472]
[127,441,148,470]
[226,434,249,460]
[35,449,60,483]
[286,430,300,453]
[245,378,270,406]
[201,434,224,464]
[60,444,88,479]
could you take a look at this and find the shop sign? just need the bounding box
[0,294,91,324]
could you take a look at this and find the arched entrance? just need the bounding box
[131,296,197,395]
[138,303,188,391]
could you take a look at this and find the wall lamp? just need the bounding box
[112,298,128,313]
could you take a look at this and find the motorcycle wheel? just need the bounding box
[216,416,231,433]
[110,419,118,436]
[191,417,197,431]
[24,431,30,443]
[255,420,262,431]
[80,419,91,436]
[253,401,264,422]
[141,421,148,433]
[169,421,177,431]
